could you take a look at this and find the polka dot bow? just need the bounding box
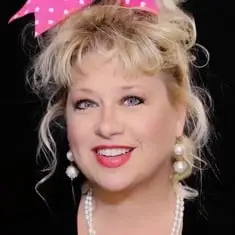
[8,0,159,37]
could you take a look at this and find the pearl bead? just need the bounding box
[65,165,79,179]
[173,160,188,174]
[66,151,74,161]
[174,143,185,156]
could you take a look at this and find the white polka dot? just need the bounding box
[48,20,54,25]
[14,14,19,19]
[35,20,39,25]
[35,32,38,36]
[79,0,85,5]
[125,0,130,4]
[64,9,69,15]
[140,1,146,7]
[27,0,31,4]
[24,10,29,15]
[35,7,40,12]
[48,8,54,13]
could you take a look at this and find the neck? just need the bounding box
[89,165,176,219]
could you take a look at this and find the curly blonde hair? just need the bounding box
[27,0,211,199]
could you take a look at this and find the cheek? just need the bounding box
[66,110,91,148]
[66,121,80,146]
[138,110,177,153]
[66,116,94,174]
[66,113,96,171]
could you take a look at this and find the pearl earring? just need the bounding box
[65,150,79,180]
[173,142,188,174]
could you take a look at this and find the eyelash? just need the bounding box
[74,99,97,110]
[74,95,145,111]
[121,95,145,106]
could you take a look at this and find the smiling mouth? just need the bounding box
[96,148,133,157]
[92,146,134,168]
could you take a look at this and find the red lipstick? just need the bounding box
[92,145,134,168]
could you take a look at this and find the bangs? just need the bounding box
[33,4,194,92]
[45,5,191,87]
[72,29,166,80]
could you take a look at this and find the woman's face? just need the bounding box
[66,53,186,191]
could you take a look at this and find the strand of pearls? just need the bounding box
[84,189,96,235]
[171,193,184,235]
[84,188,184,235]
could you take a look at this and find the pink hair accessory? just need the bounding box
[8,0,159,37]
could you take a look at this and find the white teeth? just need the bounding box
[97,148,131,157]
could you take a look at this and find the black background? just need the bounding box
[2,0,235,234]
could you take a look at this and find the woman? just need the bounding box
[9,0,211,234]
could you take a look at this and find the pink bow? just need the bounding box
[8,0,159,37]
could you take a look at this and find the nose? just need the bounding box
[95,106,124,139]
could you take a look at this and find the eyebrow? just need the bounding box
[75,85,142,93]
[120,85,142,90]
[74,88,94,93]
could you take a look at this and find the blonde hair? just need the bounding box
[27,0,211,199]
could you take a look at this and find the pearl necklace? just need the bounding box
[84,189,184,235]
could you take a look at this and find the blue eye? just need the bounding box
[122,96,144,106]
[74,99,97,110]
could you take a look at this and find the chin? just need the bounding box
[94,176,135,193]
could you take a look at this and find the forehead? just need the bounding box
[71,52,165,88]
[79,53,123,77]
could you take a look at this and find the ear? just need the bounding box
[175,104,187,137]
